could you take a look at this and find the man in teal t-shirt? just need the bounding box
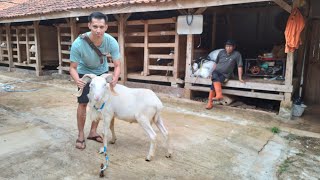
[69,12,121,150]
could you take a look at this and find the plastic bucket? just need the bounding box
[292,104,307,117]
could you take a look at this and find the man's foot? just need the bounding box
[76,139,86,150]
[87,133,103,143]
[206,103,213,110]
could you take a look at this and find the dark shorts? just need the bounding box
[77,72,108,104]
[210,71,227,90]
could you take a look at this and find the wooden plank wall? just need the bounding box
[304,20,320,104]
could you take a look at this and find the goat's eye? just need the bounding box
[89,83,93,87]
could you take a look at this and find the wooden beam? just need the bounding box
[184,34,194,99]
[126,31,176,37]
[5,24,13,71]
[70,17,77,42]
[26,28,30,64]
[118,14,127,82]
[125,43,144,48]
[186,84,285,101]
[285,52,294,86]
[195,7,207,14]
[211,13,217,49]
[143,21,150,76]
[148,65,174,71]
[57,26,62,74]
[33,21,42,76]
[15,28,21,63]
[178,9,188,15]
[124,13,132,21]
[113,14,120,21]
[127,18,176,25]
[174,22,180,79]
[273,0,292,13]
[148,43,175,47]
[0,0,271,23]
[186,77,293,93]
[149,54,174,59]
[127,73,184,84]
[284,52,294,103]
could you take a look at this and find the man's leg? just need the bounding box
[206,71,218,109]
[87,120,103,142]
[212,73,225,100]
[76,103,87,149]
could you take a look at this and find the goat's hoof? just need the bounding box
[165,153,172,158]
[145,156,152,161]
[109,139,117,144]
[99,147,104,154]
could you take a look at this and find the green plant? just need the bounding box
[278,159,293,175]
[271,127,280,134]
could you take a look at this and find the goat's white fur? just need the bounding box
[81,74,172,161]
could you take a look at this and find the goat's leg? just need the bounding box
[137,115,157,161]
[155,114,172,158]
[109,117,117,144]
[99,115,113,154]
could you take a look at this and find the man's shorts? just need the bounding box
[77,72,108,104]
[211,71,228,90]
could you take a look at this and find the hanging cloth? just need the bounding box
[284,8,305,53]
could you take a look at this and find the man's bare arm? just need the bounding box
[70,62,86,89]
[238,67,245,83]
[111,60,121,87]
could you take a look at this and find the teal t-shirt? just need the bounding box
[70,32,121,75]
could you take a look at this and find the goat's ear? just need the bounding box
[100,73,113,83]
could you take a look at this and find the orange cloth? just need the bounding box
[284,8,305,53]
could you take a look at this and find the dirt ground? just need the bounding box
[0,69,320,180]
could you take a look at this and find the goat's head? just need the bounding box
[74,74,117,101]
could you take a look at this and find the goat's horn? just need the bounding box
[73,74,97,97]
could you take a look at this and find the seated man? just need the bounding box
[206,40,245,109]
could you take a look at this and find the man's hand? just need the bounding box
[76,78,87,89]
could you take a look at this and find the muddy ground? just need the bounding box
[0,69,319,180]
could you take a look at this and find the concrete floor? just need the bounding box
[0,70,319,180]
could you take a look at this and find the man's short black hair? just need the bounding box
[88,12,108,23]
[225,39,236,46]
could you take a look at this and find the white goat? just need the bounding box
[75,74,172,162]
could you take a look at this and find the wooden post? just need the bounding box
[5,24,13,71]
[173,19,180,80]
[34,21,42,76]
[279,52,294,119]
[211,13,217,49]
[118,14,127,83]
[184,34,194,99]
[57,26,62,74]
[0,28,2,61]
[143,21,149,76]
[16,28,21,63]
[26,28,30,64]
[70,18,77,42]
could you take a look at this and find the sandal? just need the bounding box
[76,139,86,150]
[87,135,103,143]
